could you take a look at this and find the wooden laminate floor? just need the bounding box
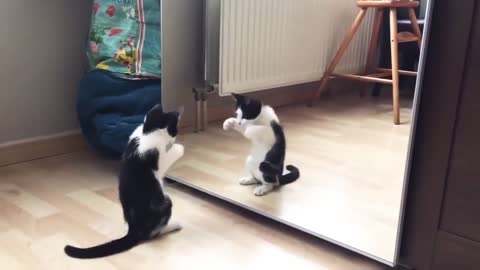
[0,151,387,270]
[170,94,413,263]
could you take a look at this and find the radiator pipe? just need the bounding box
[201,85,216,131]
[201,90,207,131]
[192,88,201,133]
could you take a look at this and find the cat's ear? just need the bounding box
[231,93,241,100]
[149,103,163,113]
[232,93,250,105]
[169,106,184,120]
[231,93,243,103]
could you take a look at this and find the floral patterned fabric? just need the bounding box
[87,0,161,78]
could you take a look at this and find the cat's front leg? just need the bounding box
[240,155,260,185]
[223,117,246,134]
[159,143,185,175]
[243,125,272,143]
[223,117,237,131]
[168,143,184,164]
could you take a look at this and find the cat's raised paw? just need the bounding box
[171,144,185,157]
[239,177,259,185]
[223,118,237,131]
[254,185,274,196]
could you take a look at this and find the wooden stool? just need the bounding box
[309,0,423,125]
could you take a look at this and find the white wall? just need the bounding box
[205,0,220,84]
[0,1,92,143]
[0,0,203,143]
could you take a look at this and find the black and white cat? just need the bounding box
[64,104,184,259]
[223,94,300,196]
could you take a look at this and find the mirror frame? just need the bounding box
[162,0,438,266]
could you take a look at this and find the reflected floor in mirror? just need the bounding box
[170,92,413,263]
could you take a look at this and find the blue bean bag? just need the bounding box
[77,70,161,158]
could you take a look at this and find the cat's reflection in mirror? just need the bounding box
[223,94,300,196]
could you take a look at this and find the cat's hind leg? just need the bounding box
[159,222,182,234]
[150,221,182,238]
[254,184,275,196]
[239,176,259,185]
[253,173,277,196]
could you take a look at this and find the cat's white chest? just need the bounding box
[247,143,270,181]
[250,143,270,162]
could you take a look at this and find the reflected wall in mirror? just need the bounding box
[167,0,431,266]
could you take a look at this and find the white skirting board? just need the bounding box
[0,130,86,167]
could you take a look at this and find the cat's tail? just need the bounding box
[279,165,300,185]
[260,162,300,186]
[64,231,140,259]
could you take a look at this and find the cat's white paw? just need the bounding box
[157,222,182,236]
[233,120,246,133]
[168,221,182,232]
[223,117,237,131]
[254,185,274,196]
[239,177,259,185]
[172,144,185,157]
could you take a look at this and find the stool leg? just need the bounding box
[361,8,384,97]
[390,8,400,125]
[408,8,423,49]
[309,8,367,107]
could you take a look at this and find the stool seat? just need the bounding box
[357,0,419,8]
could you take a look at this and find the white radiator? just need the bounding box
[217,0,375,95]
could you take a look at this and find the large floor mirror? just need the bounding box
[163,0,433,266]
